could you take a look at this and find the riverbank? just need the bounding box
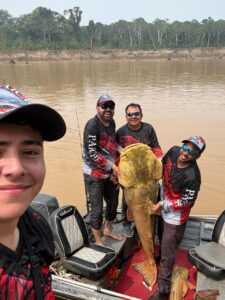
[1,47,225,63]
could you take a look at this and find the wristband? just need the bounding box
[159,201,164,208]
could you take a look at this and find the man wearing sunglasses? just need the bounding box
[116,103,163,237]
[117,103,163,158]
[148,136,206,300]
[83,95,123,245]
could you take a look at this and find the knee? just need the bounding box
[90,215,103,230]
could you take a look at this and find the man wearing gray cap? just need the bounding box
[149,136,206,300]
[83,95,123,245]
[0,85,66,299]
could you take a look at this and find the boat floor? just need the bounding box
[53,223,197,300]
[114,246,197,300]
[197,272,225,300]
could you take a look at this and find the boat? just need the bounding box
[31,194,225,300]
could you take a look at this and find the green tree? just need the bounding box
[0,10,14,49]
[88,20,95,48]
[64,6,82,39]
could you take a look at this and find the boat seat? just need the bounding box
[50,205,117,280]
[188,210,225,279]
[30,193,60,225]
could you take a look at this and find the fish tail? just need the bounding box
[133,259,157,288]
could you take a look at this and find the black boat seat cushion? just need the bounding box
[50,205,117,279]
[188,210,225,279]
[195,242,225,269]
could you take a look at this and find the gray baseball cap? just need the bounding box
[182,136,206,153]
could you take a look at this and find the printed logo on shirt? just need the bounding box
[180,189,196,205]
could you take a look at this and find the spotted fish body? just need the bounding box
[118,143,162,288]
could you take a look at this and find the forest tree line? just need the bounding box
[1,6,225,51]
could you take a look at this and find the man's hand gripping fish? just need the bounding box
[118,143,162,288]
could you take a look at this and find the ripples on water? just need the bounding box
[0,59,225,214]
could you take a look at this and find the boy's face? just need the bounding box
[0,123,45,222]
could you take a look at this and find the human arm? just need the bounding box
[152,201,164,215]
[152,180,200,217]
[147,125,163,159]
[157,147,200,214]
[164,183,200,212]
[161,167,201,215]
[83,118,117,172]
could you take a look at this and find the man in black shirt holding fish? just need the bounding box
[83,95,123,245]
[116,103,163,236]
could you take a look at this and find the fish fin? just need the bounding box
[183,281,189,297]
[133,260,157,288]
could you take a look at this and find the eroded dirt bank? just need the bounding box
[1,48,225,63]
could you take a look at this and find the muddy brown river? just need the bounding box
[1,59,224,215]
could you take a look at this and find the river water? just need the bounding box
[0,59,225,215]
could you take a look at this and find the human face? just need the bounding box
[178,142,200,165]
[96,101,115,124]
[0,123,45,223]
[126,106,142,130]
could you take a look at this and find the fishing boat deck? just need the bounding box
[52,216,200,299]
[196,272,225,300]
[52,214,225,300]
[31,195,224,300]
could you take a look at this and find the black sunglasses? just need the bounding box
[127,112,141,117]
[99,103,115,110]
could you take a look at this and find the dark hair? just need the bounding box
[125,103,143,115]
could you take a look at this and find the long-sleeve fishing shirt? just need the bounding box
[0,208,55,300]
[161,146,201,225]
[116,122,163,159]
[83,115,120,179]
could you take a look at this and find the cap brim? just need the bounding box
[182,139,189,144]
[182,139,201,152]
[0,104,66,141]
[97,100,115,106]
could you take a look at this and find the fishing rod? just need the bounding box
[74,105,91,215]
[75,106,83,151]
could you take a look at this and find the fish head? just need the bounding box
[118,143,162,187]
[169,266,189,300]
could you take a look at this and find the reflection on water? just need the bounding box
[1,59,225,214]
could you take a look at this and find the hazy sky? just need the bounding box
[1,0,225,25]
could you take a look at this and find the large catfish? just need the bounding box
[118,143,162,288]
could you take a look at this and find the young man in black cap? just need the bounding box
[83,95,123,245]
[149,136,206,300]
[0,85,66,299]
